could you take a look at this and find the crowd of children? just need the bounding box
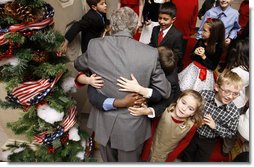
[62,0,249,162]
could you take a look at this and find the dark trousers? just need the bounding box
[181,132,217,162]
[99,140,144,162]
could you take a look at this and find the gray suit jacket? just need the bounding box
[74,31,171,151]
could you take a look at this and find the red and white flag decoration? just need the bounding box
[33,106,77,145]
[9,17,54,32]
[6,72,64,106]
[62,106,77,132]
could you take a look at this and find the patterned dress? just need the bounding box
[178,39,223,91]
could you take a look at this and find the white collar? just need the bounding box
[160,24,173,37]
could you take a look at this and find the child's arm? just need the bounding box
[227,15,241,43]
[76,73,104,89]
[196,11,209,39]
[61,16,91,53]
[117,74,164,102]
[117,0,121,9]
[138,0,145,27]
[128,104,155,117]
[59,39,69,54]
[117,74,153,98]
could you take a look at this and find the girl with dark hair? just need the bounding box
[178,18,225,91]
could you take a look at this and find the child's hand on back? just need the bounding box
[117,74,141,93]
[128,104,150,117]
[88,74,104,89]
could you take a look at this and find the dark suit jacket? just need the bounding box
[149,25,184,72]
[65,9,108,53]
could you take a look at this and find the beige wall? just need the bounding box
[44,0,117,33]
[47,0,243,34]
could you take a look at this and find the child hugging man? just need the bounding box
[180,70,243,162]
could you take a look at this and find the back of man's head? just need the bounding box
[110,7,138,34]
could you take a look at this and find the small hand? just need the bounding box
[203,114,216,129]
[225,38,231,46]
[144,19,152,26]
[117,74,141,93]
[128,104,150,117]
[194,47,205,56]
[88,74,104,89]
[59,40,68,54]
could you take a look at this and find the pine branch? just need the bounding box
[33,63,67,78]
[30,30,64,52]
[5,32,26,45]
[15,49,33,61]
[0,17,18,27]
[15,0,44,8]
[0,100,20,109]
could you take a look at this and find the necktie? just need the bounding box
[217,12,224,19]
[157,30,163,45]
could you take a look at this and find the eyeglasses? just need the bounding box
[219,87,240,97]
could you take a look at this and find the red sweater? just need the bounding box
[238,0,249,29]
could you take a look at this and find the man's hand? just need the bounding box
[113,93,146,108]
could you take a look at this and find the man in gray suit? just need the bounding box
[74,7,171,162]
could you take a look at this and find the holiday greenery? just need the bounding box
[0,0,95,162]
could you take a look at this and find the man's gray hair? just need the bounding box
[110,7,138,34]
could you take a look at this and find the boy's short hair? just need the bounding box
[216,70,243,88]
[86,0,101,8]
[157,46,177,74]
[158,2,177,18]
